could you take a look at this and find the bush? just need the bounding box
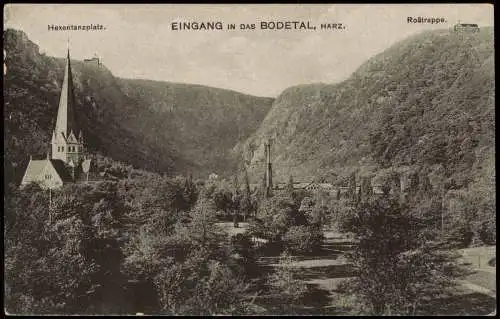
[269,252,308,303]
[283,225,323,254]
[154,255,251,315]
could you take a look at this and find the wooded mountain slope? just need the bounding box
[237,28,494,192]
[3,29,273,183]
[118,79,273,177]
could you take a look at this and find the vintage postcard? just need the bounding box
[3,3,495,316]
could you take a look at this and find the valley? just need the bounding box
[3,23,495,316]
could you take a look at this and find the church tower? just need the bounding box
[51,45,85,167]
[20,43,93,190]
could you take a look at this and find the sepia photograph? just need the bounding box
[3,3,495,316]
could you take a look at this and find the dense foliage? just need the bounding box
[248,189,324,254]
[337,194,470,315]
[5,182,126,314]
[4,169,255,315]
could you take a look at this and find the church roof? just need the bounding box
[50,159,75,182]
[54,49,79,140]
[21,159,74,184]
[21,160,48,184]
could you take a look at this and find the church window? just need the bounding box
[62,146,64,152]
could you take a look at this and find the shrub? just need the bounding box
[269,252,308,303]
[283,225,323,254]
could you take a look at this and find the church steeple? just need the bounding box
[51,44,84,165]
[54,46,79,140]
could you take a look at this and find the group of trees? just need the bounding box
[5,181,127,314]
[5,156,494,315]
[204,171,257,225]
[337,195,471,315]
[327,167,492,315]
[248,183,324,255]
[122,197,257,315]
[324,168,495,250]
[4,166,260,315]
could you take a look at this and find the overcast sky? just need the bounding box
[4,4,494,97]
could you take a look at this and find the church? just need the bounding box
[20,46,91,190]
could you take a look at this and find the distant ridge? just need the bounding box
[237,28,494,194]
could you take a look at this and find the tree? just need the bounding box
[377,170,401,195]
[338,196,469,315]
[419,174,432,194]
[359,176,373,202]
[442,191,475,248]
[154,253,253,315]
[347,172,357,202]
[183,173,198,210]
[298,196,314,216]
[300,196,327,228]
[249,192,318,255]
[144,198,255,315]
[232,192,241,228]
[286,175,294,195]
[241,169,253,221]
[213,188,233,219]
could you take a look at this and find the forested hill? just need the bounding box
[118,79,274,177]
[3,29,273,184]
[237,28,494,193]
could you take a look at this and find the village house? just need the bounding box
[84,53,102,67]
[453,21,480,32]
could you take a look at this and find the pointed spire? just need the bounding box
[54,42,79,141]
